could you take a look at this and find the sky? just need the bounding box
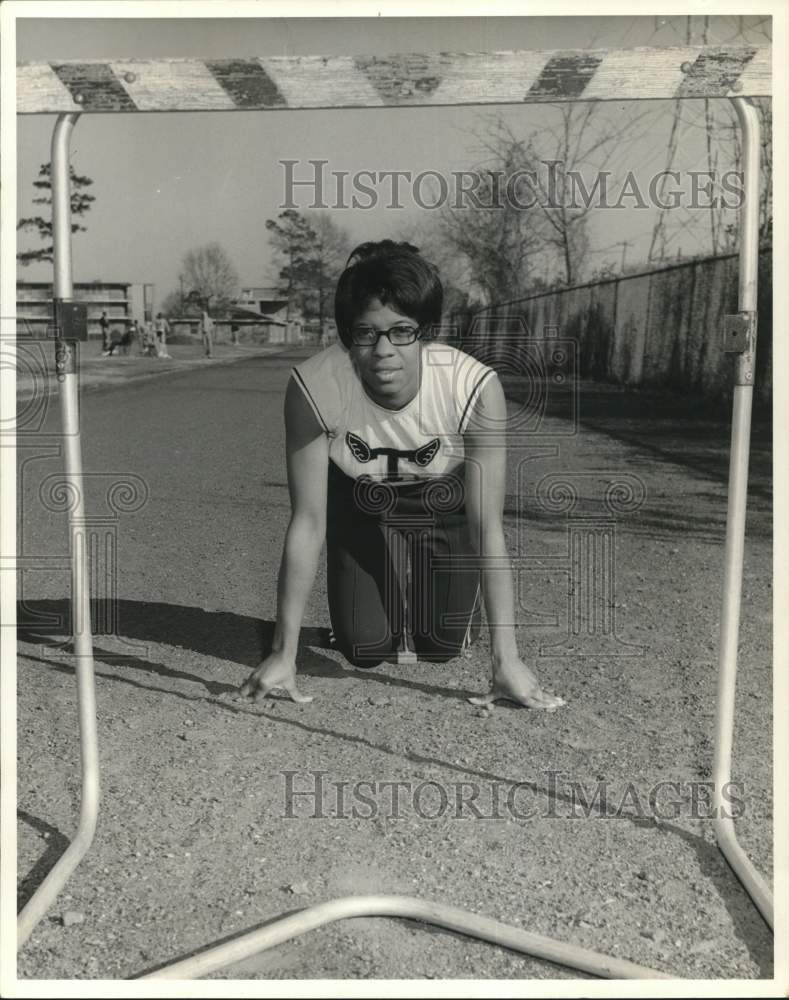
[15,13,771,308]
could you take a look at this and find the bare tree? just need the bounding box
[436,100,652,300]
[435,146,549,305]
[305,211,352,333]
[179,242,239,315]
[390,217,474,336]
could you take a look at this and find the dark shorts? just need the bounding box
[326,461,481,666]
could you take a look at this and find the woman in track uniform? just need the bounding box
[240,241,563,710]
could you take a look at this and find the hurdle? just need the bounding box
[15,42,773,977]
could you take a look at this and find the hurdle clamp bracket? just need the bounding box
[722,311,757,385]
[50,299,88,382]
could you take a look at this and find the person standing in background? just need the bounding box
[134,318,146,356]
[201,309,214,358]
[155,312,172,358]
[99,310,111,355]
[143,320,158,357]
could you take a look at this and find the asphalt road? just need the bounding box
[18,349,311,629]
[16,352,774,981]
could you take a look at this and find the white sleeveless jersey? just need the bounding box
[292,342,495,482]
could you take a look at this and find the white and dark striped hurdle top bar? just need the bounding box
[17,45,770,114]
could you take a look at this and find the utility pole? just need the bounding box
[619,239,632,272]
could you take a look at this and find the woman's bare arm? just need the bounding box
[240,376,329,702]
[463,373,564,709]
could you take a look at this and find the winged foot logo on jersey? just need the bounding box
[346,431,440,481]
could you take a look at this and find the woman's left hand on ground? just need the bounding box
[468,656,566,710]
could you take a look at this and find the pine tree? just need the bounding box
[17,162,95,266]
[265,210,350,327]
[264,210,316,322]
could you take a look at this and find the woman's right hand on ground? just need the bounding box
[238,651,313,704]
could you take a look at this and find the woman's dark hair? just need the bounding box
[334,240,443,348]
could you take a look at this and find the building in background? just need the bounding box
[16,280,312,345]
[16,280,148,340]
[237,286,305,343]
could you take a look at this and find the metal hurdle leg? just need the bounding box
[712,96,773,929]
[17,112,101,949]
[140,895,670,980]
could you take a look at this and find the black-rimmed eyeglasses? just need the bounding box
[349,323,422,347]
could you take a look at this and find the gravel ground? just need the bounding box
[15,355,773,983]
